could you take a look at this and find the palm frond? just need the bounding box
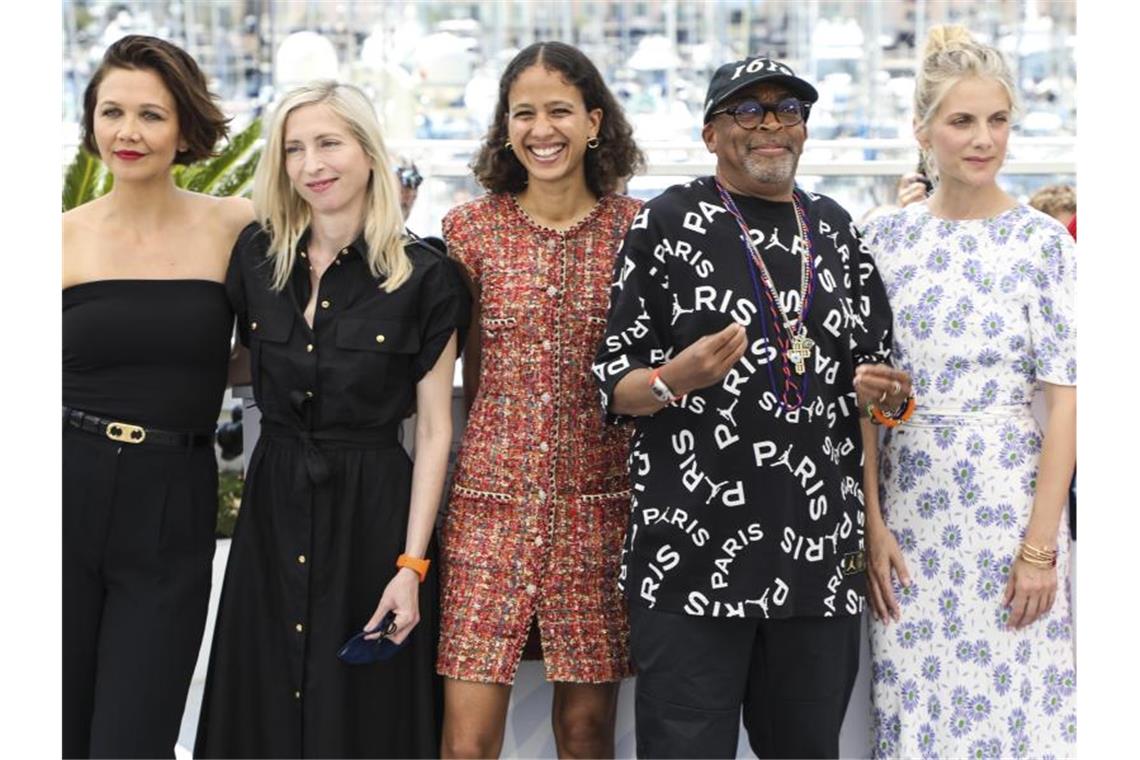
[96,165,114,196]
[180,120,262,195]
[211,147,261,198]
[61,148,103,211]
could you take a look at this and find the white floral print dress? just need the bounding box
[861,202,1077,759]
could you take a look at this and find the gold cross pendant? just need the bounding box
[788,333,815,374]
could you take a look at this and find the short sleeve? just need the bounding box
[442,205,482,288]
[409,236,472,354]
[843,212,893,366]
[411,257,460,382]
[1026,226,1076,385]
[225,222,260,347]
[592,204,672,423]
[441,255,473,352]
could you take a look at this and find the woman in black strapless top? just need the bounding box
[61,36,253,759]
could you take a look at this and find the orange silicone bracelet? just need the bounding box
[871,396,917,428]
[396,554,431,583]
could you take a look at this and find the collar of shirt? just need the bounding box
[293,227,369,268]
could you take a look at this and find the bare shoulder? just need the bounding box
[179,192,256,274]
[213,194,257,235]
[182,191,255,235]
[62,197,108,287]
[62,195,104,237]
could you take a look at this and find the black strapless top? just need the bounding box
[63,279,234,433]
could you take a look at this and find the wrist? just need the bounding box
[1022,526,1057,550]
[656,364,688,399]
[864,508,887,529]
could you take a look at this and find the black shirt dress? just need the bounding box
[195,223,461,758]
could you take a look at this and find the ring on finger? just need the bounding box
[879,390,888,403]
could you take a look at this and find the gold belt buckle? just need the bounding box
[106,422,147,444]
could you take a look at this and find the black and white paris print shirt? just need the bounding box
[593,177,893,619]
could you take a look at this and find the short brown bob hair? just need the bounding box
[81,35,229,165]
[472,41,644,197]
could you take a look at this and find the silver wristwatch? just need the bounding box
[649,371,678,404]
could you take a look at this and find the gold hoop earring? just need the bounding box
[504,139,513,152]
[586,136,600,150]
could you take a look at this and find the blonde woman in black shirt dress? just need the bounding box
[62,36,253,758]
[195,81,460,758]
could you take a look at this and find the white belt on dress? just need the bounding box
[903,403,1033,429]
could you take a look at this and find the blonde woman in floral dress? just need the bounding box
[861,26,1076,759]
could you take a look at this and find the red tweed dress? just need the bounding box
[438,192,642,684]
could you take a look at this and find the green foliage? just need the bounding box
[216,469,243,538]
[178,119,262,195]
[61,148,110,211]
[61,118,262,211]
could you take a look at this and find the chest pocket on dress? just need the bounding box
[335,317,420,354]
[332,317,421,410]
[249,313,294,400]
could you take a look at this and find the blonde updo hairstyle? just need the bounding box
[254,80,411,292]
[913,25,1018,182]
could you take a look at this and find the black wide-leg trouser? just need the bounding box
[62,425,216,759]
[630,604,861,759]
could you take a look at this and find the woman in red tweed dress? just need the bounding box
[438,41,644,758]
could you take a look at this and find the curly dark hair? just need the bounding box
[472,41,644,197]
[82,35,230,165]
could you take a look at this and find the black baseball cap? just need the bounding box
[703,56,819,123]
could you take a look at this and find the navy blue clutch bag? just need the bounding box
[337,612,407,665]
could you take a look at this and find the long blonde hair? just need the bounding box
[253,81,411,292]
[914,25,1019,181]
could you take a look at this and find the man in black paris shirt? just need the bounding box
[593,57,912,758]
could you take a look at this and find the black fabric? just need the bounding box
[629,604,860,759]
[63,280,232,433]
[61,277,230,758]
[1069,466,1076,540]
[594,178,893,620]
[195,223,460,758]
[404,228,473,354]
[62,425,216,759]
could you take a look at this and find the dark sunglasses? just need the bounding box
[710,97,810,129]
[396,165,423,189]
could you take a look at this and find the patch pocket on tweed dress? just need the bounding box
[580,489,631,503]
[451,483,515,503]
[577,490,632,560]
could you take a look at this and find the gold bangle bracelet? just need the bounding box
[1019,544,1058,561]
[1017,545,1057,568]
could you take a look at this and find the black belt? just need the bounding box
[63,407,215,448]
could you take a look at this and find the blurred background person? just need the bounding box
[895,154,935,208]
[1030,182,1076,240]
